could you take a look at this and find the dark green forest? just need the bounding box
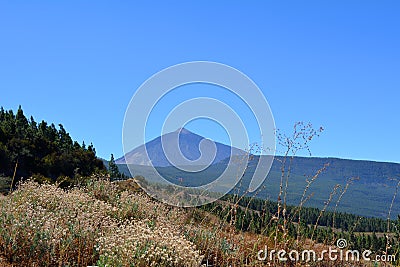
[0,106,105,187]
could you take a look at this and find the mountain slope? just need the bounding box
[116,156,400,218]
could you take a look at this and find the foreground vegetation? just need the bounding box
[0,176,398,266]
[0,177,203,266]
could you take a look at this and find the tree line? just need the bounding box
[0,106,105,186]
[201,194,400,254]
[221,194,391,232]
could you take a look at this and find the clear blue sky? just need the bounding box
[0,1,399,163]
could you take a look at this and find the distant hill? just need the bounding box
[243,156,400,218]
[116,128,246,166]
[116,157,400,219]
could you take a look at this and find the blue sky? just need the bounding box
[0,1,399,163]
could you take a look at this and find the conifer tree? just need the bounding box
[108,153,120,179]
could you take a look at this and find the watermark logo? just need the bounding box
[336,238,347,249]
[257,239,396,263]
[122,61,275,207]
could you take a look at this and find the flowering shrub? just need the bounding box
[0,179,203,266]
[0,180,114,266]
[96,219,202,267]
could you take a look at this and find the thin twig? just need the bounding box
[332,177,359,241]
[10,159,18,193]
[386,178,400,258]
[311,184,340,241]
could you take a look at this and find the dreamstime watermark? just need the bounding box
[122,61,276,207]
[257,239,396,263]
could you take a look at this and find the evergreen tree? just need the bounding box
[108,153,120,179]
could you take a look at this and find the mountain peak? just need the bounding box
[174,127,192,134]
[117,128,246,166]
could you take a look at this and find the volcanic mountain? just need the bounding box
[113,129,400,218]
[116,128,246,166]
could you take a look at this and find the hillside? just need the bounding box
[115,155,400,218]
